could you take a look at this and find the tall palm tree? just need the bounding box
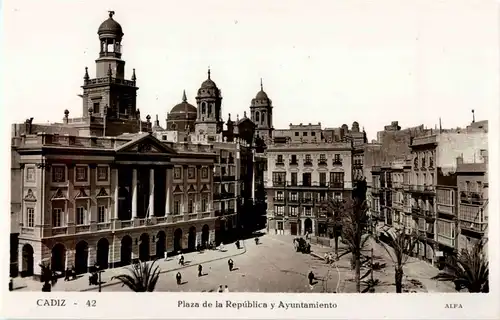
[322,198,344,258]
[112,260,161,292]
[432,239,488,293]
[380,228,418,293]
[336,198,371,293]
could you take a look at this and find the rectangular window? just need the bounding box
[188,195,194,213]
[27,208,35,228]
[274,205,284,215]
[304,207,312,216]
[174,167,182,180]
[291,172,297,186]
[174,200,181,215]
[290,155,297,164]
[334,154,341,164]
[303,132,308,136]
[302,173,312,186]
[76,207,85,225]
[202,167,208,179]
[289,206,298,216]
[98,206,106,223]
[272,172,286,186]
[97,166,108,181]
[277,221,284,230]
[26,167,35,182]
[53,208,62,227]
[275,191,284,200]
[311,132,316,136]
[289,192,298,201]
[330,172,344,187]
[188,167,195,180]
[201,194,208,212]
[277,155,284,164]
[305,154,312,164]
[75,166,88,182]
[319,172,326,186]
[295,132,299,136]
[319,154,326,161]
[93,102,100,114]
[52,166,66,183]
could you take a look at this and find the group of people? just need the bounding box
[217,285,230,292]
[323,252,337,264]
[64,266,77,281]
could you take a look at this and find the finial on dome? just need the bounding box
[84,67,89,81]
[182,90,187,102]
[208,67,211,80]
[108,11,115,19]
[236,114,239,122]
[260,78,263,91]
[228,113,231,121]
[131,68,136,81]
[244,111,247,118]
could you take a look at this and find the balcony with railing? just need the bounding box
[329,182,344,189]
[273,197,285,203]
[318,159,328,166]
[289,159,298,166]
[304,160,313,166]
[275,160,285,166]
[410,184,436,194]
[273,180,286,187]
[301,197,314,205]
[460,191,485,205]
[333,159,343,166]
[459,220,487,234]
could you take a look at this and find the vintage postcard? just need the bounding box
[1,0,498,319]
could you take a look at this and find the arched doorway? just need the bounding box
[173,228,183,252]
[156,231,166,259]
[75,241,89,274]
[139,233,150,262]
[304,218,313,235]
[188,227,196,251]
[201,225,209,246]
[120,236,132,266]
[21,244,34,277]
[51,243,66,273]
[96,238,109,269]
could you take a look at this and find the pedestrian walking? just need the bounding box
[224,285,229,293]
[180,255,185,266]
[228,259,234,272]
[176,272,182,285]
[198,264,203,277]
[308,271,315,286]
[254,237,259,245]
[64,267,71,281]
[235,240,240,249]
[164,251,168,261]
[218,285,223,293]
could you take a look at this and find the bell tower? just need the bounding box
[195,68,223,138]
[250,78,274,142]
[81,11,139,122]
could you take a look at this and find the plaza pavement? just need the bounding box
[12,231,455,293]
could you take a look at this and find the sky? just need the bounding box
[1,0,498,141]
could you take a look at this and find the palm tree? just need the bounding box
[336,198,371,293]
[432,239,488,293]
[112,260,161,292]
[380,228,418,293]
[322,198,344,258]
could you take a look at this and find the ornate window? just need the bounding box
[26,167,35,182]
[188,195,194,213]
[53,208,63,227]
[76,207,86,225]
[188,167,195,180]
[52,166,66,183]
[201,167,208,179]
[97,166,108,181]
[98,206,106,223]
[201,194,208,212]
[174,167,182,180]
[75,166,88,182]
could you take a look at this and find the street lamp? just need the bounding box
[94,263,104,292]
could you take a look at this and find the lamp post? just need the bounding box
[94,263,104,292]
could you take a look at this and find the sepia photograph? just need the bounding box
[1,0,498,319]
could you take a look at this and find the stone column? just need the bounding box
[113,168,119,219]
[165,168,171,216]
[149,168,155,217]
[132,168,138,219]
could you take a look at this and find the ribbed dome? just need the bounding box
[98,12,123,36]
[255,90,269,100]
[169,91,197,119]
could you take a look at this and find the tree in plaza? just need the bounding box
[112,260,161,292]
[321,197,344,259]
[380,228,418,293]
[335,179,371,293]
[432,239,489,293]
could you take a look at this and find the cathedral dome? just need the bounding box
[98,11,123,37]
[197,69,220,97]
[255,90,269,100]
[168,91,197,120]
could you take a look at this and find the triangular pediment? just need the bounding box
[200,184,209,192]
[51,188,67,201]
[116,133,178,154]
[96,188,109,198]
[187,185,197,193]
[75,188,89,199]
[24,189,37,202]
[173,185,183,193]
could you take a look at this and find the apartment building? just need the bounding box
[265,137,353,237]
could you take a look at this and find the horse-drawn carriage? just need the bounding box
[293,237,311,254]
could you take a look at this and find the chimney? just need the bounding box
[456,155,463,165]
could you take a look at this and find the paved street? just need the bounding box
[13,231,455,293]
